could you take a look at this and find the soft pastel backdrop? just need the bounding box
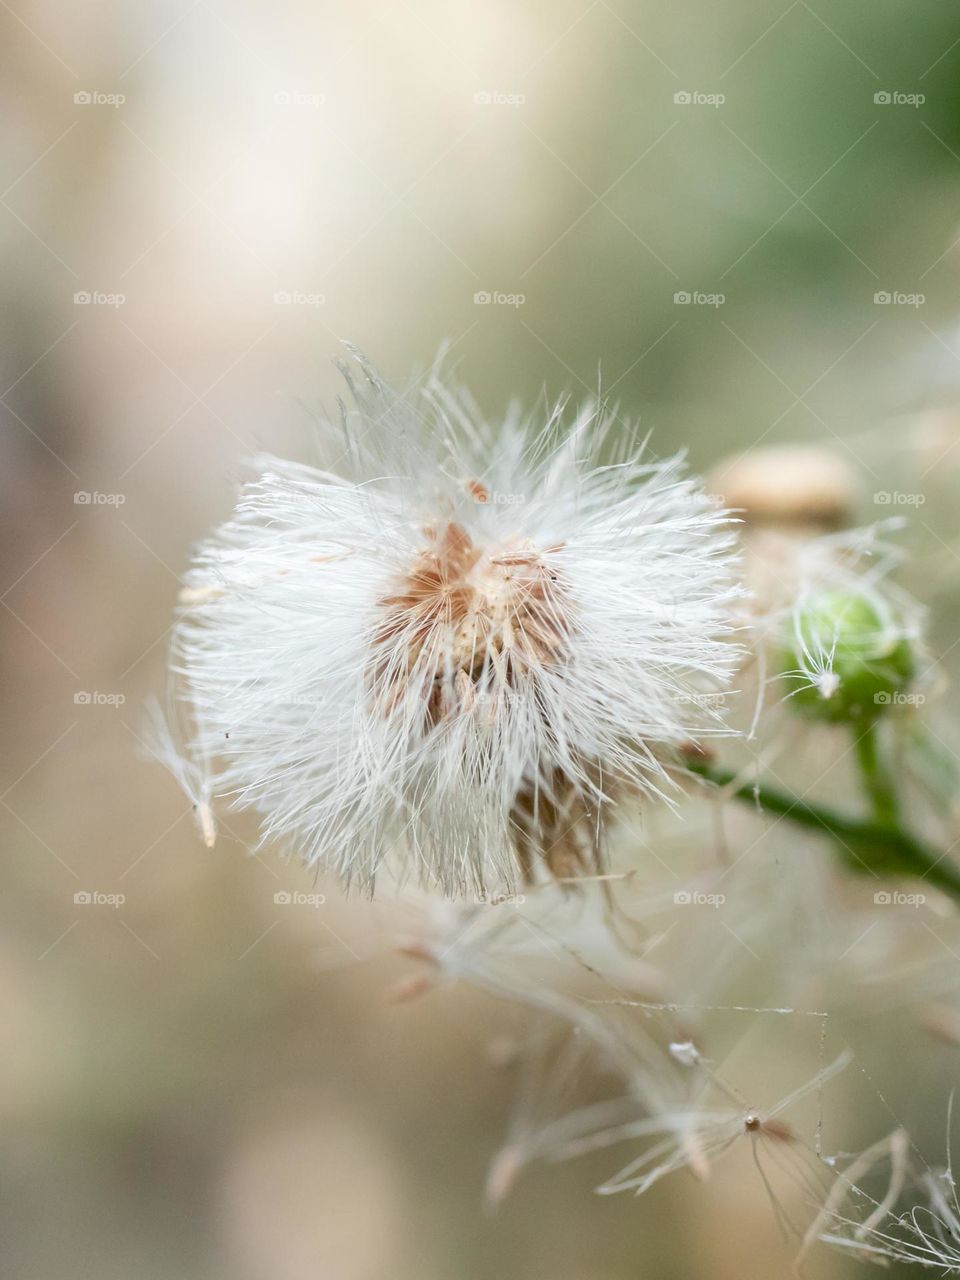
[4,2,960,1276]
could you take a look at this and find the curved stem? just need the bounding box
[854,720,900,827]
[689,760,960,905]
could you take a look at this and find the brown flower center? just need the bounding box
[371,520,568,725]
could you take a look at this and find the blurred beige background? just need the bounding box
[4,2,960,1277]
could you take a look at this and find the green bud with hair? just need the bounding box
[782,588,916,723]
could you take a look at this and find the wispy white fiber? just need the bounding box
[169,350,742,895]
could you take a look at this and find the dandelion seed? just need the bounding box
[485,1025,592,1208]
[484,1011,697,1205]
[817,1099,960,1273]
[390,885,664,1036]
[169,350,742,895]
[143,697,217,848]
[579,1049,852,1199]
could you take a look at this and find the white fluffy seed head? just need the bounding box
[169,350,743,896]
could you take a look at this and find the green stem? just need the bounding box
[689,760,960,905]
[854,720,900,827]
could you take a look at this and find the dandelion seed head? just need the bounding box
[170,351,743,896]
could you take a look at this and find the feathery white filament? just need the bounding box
[168,351,742,895]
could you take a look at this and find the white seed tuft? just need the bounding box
[168,351,743,895]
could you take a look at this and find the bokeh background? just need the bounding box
[5,2,960,1277]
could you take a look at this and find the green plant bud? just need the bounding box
[782,588,916,722]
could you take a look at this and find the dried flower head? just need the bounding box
[169,351,741,895]
[708,443,860,531]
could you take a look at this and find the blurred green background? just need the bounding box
[4,2,960,1277]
